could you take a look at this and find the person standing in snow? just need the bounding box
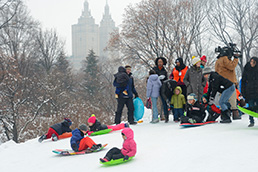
[183,56,206,102]
[170,86,186,122]
[153,57,169,122]
[241,57,258,127]
[146,70,162,123]
[100,128,137,163]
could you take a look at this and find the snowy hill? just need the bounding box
[1,109,258,172]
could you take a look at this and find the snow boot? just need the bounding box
[248,123,254,127]
[52,133,58,141]
[100,157,110,162]
[232,110,241,120]
[38,135,47,143]
[91,144,102,151]
[129,121,137,125]
[220,110,232,123]
[150,119,159,124]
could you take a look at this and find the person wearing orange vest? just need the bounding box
[169,58,188,99]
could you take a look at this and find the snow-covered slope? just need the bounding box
[1,109,258,172]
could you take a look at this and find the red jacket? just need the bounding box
[121,128,137,157]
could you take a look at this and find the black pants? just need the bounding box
[181,115,203,123]
[105,147,125,160]
[115,97,134,124]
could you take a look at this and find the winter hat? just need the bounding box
[79,124,88,131]
[125,65,132,69]
[203,67,212,75]
[192,56,201,66]
[64,118,72,126]
[200,55,207,62]
[88,114,96,124]
[187,93,197,101]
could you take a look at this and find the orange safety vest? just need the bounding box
[172,66,188,82]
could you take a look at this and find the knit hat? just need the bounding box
[88,114,96,124]
[64,118,72,126]
[203,67,212,75]
[192,56,201,66]
[125,65,131,69]
[79,124,88,131]
[187,93,197,101]
[200,55,207,62]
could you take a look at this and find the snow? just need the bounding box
[1,109,258,172]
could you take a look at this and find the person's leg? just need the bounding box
[151,97,159,120]
[107,123,125,131]
[78,137,96,151]
[173,109,179,121]
[104,147,124,160]
[115,97,126,124]
[45,128,59,139]
[178,108,184,119]
[126,98,135,123]
[219,85,235,111]
[160,95,169,121]
[248,99,255,125]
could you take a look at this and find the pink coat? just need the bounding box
[121,128,137,157]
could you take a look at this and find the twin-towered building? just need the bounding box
[71,0,118,70]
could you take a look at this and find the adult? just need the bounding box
[113,65,138,125]
[241,57,258,127]
[203,67,235,123]
[183,57,206,102]
[169,58,188,99]
[215,52,241,120]
[153,57,169,122]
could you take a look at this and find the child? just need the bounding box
[113,66,130,98]
[100,128,136,162]
[87,114,129,135]
[181,93,206,124]
[202,94,221,122]
[70,124,101,152]
[38,118,72,143]
[146,70,162,123]
[170,86,186,122]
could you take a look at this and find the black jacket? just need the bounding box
[242,58,258,102]
[114,66,129,87]
[50,121,72,135]
[207,72,233,100]
[186,101,206,122]
[153,66,168,82]
[161,79,177,101]
[89,120,108,132]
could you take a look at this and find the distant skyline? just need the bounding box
[25,0,142,56]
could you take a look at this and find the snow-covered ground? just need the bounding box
[1,109,258,172]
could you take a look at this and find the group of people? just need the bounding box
[38,115,136,163]
[146,53,258,126]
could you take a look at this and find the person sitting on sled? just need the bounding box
[87,114,129,135]
[100,128,136,163]
[38,118,72,143]
[181,93,206,124]
[70,124,102,152]
[202,94,221,122]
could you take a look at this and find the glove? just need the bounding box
[208,97,215,106]
[71,143,78,152]
[123,155,129,161]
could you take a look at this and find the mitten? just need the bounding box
[123,155,129,161]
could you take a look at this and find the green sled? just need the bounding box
[100,156,134,166]
[237,105,258,118]
[89,129,112,136]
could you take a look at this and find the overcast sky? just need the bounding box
[25,0,142,56]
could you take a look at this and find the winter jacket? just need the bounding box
[146,74,162,98]
[170,86,186,109]
[241,57,258,102]
[153,66,168,82]
[127,73,138,98]
[160,79,178,101]
[169,58,188,85]
[89,120,108,132]
[215,56,238,84]
[206,72,233,100]
[183,66,206,102]
[186,101,206,122]
[121,128,137,157]
[50,121,72,135]
[70,128,84,150]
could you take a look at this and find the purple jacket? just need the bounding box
[146,74,162,98]
[121,128,137,157]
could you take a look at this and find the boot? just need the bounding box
[52,133,58,141]
[100,157,110,162]
[211,113,220,121]
[220,110,232,123]
[206,114,213,122]
[248,123,254,127]
[38,135,46,143]
[232,110,241,120]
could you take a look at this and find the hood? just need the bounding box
[122,128,134,140]
[244,57,258,71]
[149,74,159,81]
[175,58,186,71]
[118,66,126,73]
[174,86,182,94]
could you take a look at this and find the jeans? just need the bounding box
[219,85,235,111]
[173,108,184,120]
[151,97,159,120]
[248,99,258,124]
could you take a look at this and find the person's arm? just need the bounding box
[222,57,238,71]
[169,70,174,80]
[132,77,138,97]
[241,69,247,98]
[146,80,152,98]
[183,69,190,87]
